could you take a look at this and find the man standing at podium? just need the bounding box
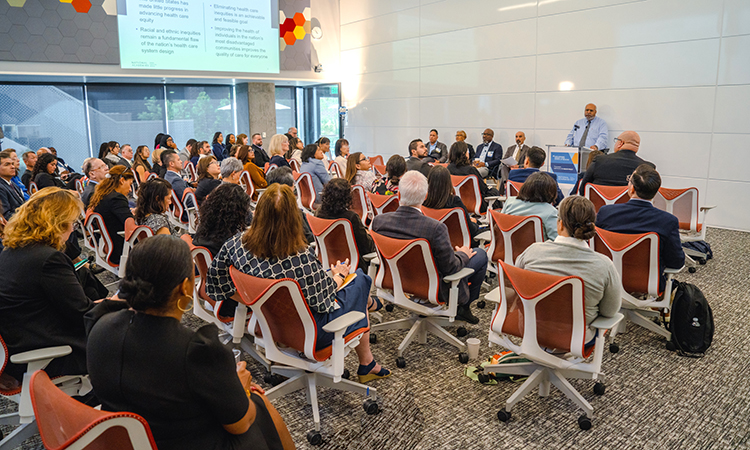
[565,103,608,151]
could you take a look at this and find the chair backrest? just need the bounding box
[421,206,471,248]
[0,332,21,396]
[584,184,630,213]
[184,161,197,183]
[492,260,588,359]
[289,159,300,173]
[451,175,482,215]
[123,217,153,245]
[372,164,386,177]
[506,180,523,197]
[350,185,370,224]
[74,178,86,196]
[370,155,384,167]
[367,192,399,219]
[146,173,158,181]
[182,188,199,233]
[29,181,38,195]
[168,189,187,225]
[294,172,316,212]
[327,160,340,178]
[653,187,699,232]
[306,214,360,272]
[265,163,278,175]
[370,231,441,305]
[487,209,544,265]
[593,227,660,297]
[238,171,255,198]
[30,370,158,450]
[85,211,116,267]
[180,234,232,323]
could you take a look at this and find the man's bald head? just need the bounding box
[616,131,640,152]
[584,104,597,120]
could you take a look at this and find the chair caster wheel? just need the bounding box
[363,398,379,415]
[593,382,606,395]
[698,258,706,265]
[456,326,467,337]
[609,343,619,354]
[688,267,697,273]
[578,415,592,430]
[396,356,406,368]
[369,333,377,344]
[666,341,676,351]
[476,300,486,309]
[497,409,511,422]
[458,352,469,364]
[385,304,394,312]
[270,374,285,386]
[477,372,490,384]
[307,431,323,445]
[342,368,350,380]
[263,373,273,384]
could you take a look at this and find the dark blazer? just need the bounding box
[406,157,433,177]
[0,178,25,219]
[164,170,188,203]
[81,180,97,209]
[34,172,64,190]
[475,141,504,177]
[371,206,470,304]
[252,145,270,168]
[596,199,684,292]
[508,168,564,205]
[503,144,530,166]
[269,155,290,169]
[579,150,655,195]
[195,178,221,205]
[447,163,496,200]
[211,143,225,161]
[93,191,133,266]
[467,143,475,160]
[0,244,93,380]
[21,169,33,190]
[428,141,449,163]
[316,209,375,271]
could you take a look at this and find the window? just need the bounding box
[166,86,234,148]
[275,86,297,137]
[303,84,340,146]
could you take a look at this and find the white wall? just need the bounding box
[339,0,750,231]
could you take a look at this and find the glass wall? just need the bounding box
[166,85,235,149]
[275,86,297,138]
[0,84,89,172]
[304,84,341,151]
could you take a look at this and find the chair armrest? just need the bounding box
[485,196,500,201]
[475,230,491,243]
[322,311,366,333]
[117,231,125,237]
[664,266,684,274]
[10,346,72,364]
[443,267,474,282]
[590,313,624,331]
[700,205,717,212]
[484,287,501,303]
[363,252,378,262]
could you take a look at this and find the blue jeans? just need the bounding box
[466,247,488,304]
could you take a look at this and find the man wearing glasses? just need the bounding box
[473,128,503,179]
[578,130,654,195]
[596,164,684,292]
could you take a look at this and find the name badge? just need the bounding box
[488,150,494,157]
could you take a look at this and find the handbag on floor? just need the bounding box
[667,281,713,357]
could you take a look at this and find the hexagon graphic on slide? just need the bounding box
[283,30,296,46]
[6,0,27,7]
[280,17,296,37]
[293,25,305,41]
[293,12,305,26]
[71,0,91,13]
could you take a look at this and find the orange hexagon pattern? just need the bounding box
[279,9,311,49]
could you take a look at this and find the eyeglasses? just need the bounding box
[359,157,368,163]
[613,137,622,144]
[482,133,491,136]
[626,174,633,184]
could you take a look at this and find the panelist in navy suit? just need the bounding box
[473,128,503,179]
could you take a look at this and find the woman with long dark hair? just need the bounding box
[501,171,559,240]
[132,145,153,183]
[194,183,251,259]
[373,155,406,195]
[224,134,235,159]
[88,165,135,265]
[211,132,225,161]
[447,141,499,212]
[134,178,174,235]
[195,155,221,205]
[423,165,479,239]
[32,153,65,189]
[344,152,377,192]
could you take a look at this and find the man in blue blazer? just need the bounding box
[0,150,25,219]
[508,146,564,205]
[596,164,684,292]
[473,128,503,179]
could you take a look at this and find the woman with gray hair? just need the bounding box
[220,157,243,185]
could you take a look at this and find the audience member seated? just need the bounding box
[220,157,244,185]
[334,138,349,175]
[0,188,95,382]
[158,134,178,152]
[131,145,153,183]
[447,141,500,211]
[49,147,77,175]
[21,150,36,189]
[455,130,475,160]
[502,172,559,241]
[194,183,251,258]
[251,133,270,169]
[134,178,176,235]
[87,235,294,450]
[268,134,291,169]
[423,165,480,241]
[99,141,129,169]
[185,140,201,167]
[371,171,488,324]
[178,139,196,168]
[316,137,332,165]
[224,134,235,159]
[316,178,375,270]
[236,145,267,198]
[237,134,249,147]
[473,128,503,179]
[88,165,135,266]
[265,166,313,243]
[514,196,621,343]
[207,184,390,383]
[195,156,221,205]
[596,164,684,291]
[211,132,225,161]
[373,155,406,195]
[7,149,29,201]
[0,150,25,219]
[579,130,655,195]
[508,146,564,205]
[300,144,331,197]
[345,152,377,193]
[426,129,449,162]
[499,131,531,188]
[286,137,304,166]
[152,147,167,179]
[80,157,109,209]
[405,139,434,177]
[33,153,66,189]
[162,149,188,203]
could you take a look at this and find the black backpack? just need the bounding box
[667,281,713,357]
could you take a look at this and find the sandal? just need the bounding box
[368,295,383,312]
[357,359,391,383]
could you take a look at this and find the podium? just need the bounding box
[545,145,594,197]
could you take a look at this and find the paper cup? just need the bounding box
[466,338,481,360]
[233,348,242,364]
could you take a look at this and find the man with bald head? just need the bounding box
[499,131,531,190]
[578,130,655,195]
[565,103,608,151]
[473,128,503,179]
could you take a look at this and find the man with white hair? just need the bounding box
[371,171,488,324]
[80,157,108,208]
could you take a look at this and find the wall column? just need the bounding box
[246,83,276,140]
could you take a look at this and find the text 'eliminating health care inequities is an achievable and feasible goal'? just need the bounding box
[134,0,269,61]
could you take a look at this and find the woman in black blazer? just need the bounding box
[0,188,94,382]
[32,153,65,189]
[423,165,480,241]
[446,141,500,212]
[87,165,135,266]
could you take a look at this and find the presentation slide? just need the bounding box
[117,0,279,73]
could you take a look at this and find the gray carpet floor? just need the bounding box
[3,227,749,449]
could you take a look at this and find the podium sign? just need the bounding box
[546,145,592,197]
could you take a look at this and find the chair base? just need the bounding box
[611,308,671,341]
[265,367,376,432]
[0,419,38,449]
[239,337,271,372]
[371,315,466,357]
